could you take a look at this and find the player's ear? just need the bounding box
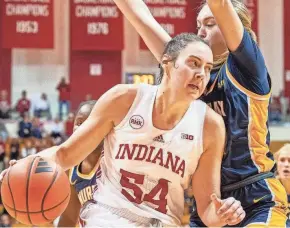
[161,54,173,80]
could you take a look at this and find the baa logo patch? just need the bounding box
[129,115,144,129]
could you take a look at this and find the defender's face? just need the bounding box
[277,150,290,179]
[197,5,227,55]
[73,105,91,132]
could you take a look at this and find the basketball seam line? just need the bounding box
[7,169,16,219]
[41,168,59,221]
[26,156,38,225]
[2,194,70,214]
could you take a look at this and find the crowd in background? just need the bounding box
[0,78,74,227]
[269,90,290,124]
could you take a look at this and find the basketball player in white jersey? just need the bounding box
[0,33,245,227]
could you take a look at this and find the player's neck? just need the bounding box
[153,86,190,130]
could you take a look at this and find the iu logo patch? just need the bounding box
[181,133,194,141]
[129,115,144,129]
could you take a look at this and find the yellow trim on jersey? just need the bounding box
[225,64,271,100]
[245,205,287,227]
[267,207,288,227]
[248,97,274,173]
[68,166,75,185]
[266,178,288,208]
[76,157,101,180]
[246,179,288,227]
[245,207,287,227]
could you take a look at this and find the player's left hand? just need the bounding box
[211,194,246,225]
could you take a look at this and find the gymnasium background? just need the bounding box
[0,0,289,227]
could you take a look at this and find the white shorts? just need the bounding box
[80,202,163,227]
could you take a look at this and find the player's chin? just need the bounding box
[190,91,202,100]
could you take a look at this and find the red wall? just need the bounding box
[70,51,122,109]
[0,1,11,102]
[0,49,12,101]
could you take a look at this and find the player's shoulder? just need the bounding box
[106,84,139,105]
[204,106,224,129]
[108,84,156,107]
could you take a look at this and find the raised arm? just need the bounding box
[191,107,245,226]
[207,0,270,94]
[206,0,244,52]
[113,0,170,61]
[34,84,137,171]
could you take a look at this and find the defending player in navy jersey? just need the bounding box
[57,101,103,227]
[112,0,288,226]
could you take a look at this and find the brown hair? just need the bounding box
[200,0,257,67]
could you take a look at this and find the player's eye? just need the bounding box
[205,66,212,73]
[188,60,199,68]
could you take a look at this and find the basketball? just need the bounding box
[0,156,71,226]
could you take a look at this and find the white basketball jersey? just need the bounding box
[91,84,207,226]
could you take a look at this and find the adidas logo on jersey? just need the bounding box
[153,135,165,143]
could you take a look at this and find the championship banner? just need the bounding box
[243,0,258,36]
[139,0,197,50]
[70,0,124,51]
[1,0,54,49]
[284,0,290,97]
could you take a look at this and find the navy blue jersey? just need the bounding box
[69,160,102,206]
[202,29,273,186]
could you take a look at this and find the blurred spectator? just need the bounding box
[85,93,92,101]
[0,90,11,119]
[0,214,11,227]
[21,139,37,158]
[279,90,290,121]
[56,77,70,120]
[269,96,282,123]
[18,114,32,138]
[34,138,42,152]
[34,93,51,119]
[65,112,74,137]
[50,117,64,144]
[0,123,8,142]
[0,136,5,172]
[9,138,20,161]
[16,90,31,118]
[31,117,43,139]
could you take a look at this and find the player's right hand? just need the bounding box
[211,194,245,225]
[0,159,17,182]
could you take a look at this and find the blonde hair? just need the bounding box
[274,144,290,161]
[200,0,257,67]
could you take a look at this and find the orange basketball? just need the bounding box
[0,156,70,226]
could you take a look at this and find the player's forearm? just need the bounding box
[200,202,226,227]
[31,146,68,170]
